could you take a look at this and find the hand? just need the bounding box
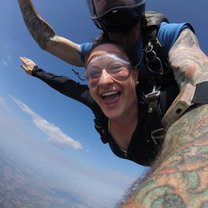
[20,57,37,75]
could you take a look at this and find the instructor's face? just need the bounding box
[92,0,140,52]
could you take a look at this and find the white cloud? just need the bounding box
[11,96,84,150]
[1,60,8,67]
[0,97,11,111]
[1,42,13,68]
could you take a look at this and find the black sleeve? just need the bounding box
[32,66,94,108]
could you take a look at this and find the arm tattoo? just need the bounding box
[169,29,208,89]
[20,4,56,49]
[121,105,208,208]
[119,29,208,207]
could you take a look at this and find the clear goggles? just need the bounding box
[84,53,131,88]
[86,0,145,32]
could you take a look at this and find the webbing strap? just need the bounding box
[162,81,208,130]
[145,87,166,143]
[192,81,208,104]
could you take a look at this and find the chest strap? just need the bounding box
[162,81,208,129]
[145,85,166,144]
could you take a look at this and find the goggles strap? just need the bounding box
[87,53,130,67]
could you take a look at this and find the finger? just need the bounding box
[24,57,30,62]
[20,57,24,62]
[20,57,27,64]
[20,64,27,71]
[21,57,28,62]
[20,57,27,61]
[21,61,26,67]
[21,64,30,72]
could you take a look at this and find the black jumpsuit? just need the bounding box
[32,66,178,166]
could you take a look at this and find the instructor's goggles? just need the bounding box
[85,54,131,88]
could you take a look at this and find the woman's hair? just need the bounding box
[85,35,134,67]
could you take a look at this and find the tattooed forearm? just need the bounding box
[169,29,208,89]
[122,104,208,208]
[121,29,208,208]
[18,0,56,49]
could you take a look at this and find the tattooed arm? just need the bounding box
[18,0,84,67]
[121,29,208,207]
[122,105,208,208]
[169,28,208,88]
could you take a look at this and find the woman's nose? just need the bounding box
[98,69,114,86]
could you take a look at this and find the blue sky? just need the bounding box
[0,0,208,207]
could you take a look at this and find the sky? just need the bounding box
[0,0,208,207]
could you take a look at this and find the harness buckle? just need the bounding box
[145,86,161,113]
[145,86,164,144]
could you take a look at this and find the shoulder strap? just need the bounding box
[142,11,169,44]
[141,11,175,141]
[141,11,170,79]
[93,111,109,144]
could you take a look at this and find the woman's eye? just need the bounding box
[88,68,101,78]
[109,64,123,72]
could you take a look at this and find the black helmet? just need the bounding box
[87,0,145,33]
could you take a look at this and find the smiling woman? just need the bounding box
[19,40,167,166]
[86,43,138,120]
[86,43,139,152]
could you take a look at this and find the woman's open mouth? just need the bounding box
[101,91,120,106]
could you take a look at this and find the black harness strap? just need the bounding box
[141,12,172,142]
[142,11,170,79]
[145,86,162,143]
[192,82,208,104]
[94,117,108,144]
[161,81,208,130]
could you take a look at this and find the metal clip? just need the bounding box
[144,42,164,75]
[145,86,161,103]
[145,86,161,114]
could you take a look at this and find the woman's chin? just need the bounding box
[103,108,121,120]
